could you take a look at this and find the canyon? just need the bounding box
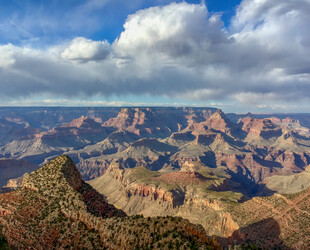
[0,107,310,248]
[0,155,218,249]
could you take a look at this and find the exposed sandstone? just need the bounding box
[205,110,235,134]
[156,171,207,185]
[90,163,310,249]
[241,117,282,138]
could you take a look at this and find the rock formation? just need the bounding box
[1,107,310,248]
[0,155,219,249]
[89,162,310,249]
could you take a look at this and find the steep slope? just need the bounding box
[252,113,310,133]
[103,108,175,137]
[103,107,217,138]
[239,117,283,147]
[0,117,115,164]
[185,109,236,136]
[4,174,25,189]
[204,110,236,134]
[272,130,310,152]
[209,133,244,154]
[37,116,115,149]
[269,117,310,137]
[67,130,141,162]
[89,163,243,236]
[0,107,217,165]
[164,131,196,146]
[78,138,178,179]
[241,117,282,137]
[265,165,310,194]
[89,163,310,249]
[0,155,219,249]
[0,137,64,165]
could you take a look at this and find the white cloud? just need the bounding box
[114,2,228,64]
[61,37,111,62]
[231,0,310,72]
[0,1,310,112]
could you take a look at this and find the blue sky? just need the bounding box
[0,0,241,44]
[0,0,309,113]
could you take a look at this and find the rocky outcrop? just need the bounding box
[103,107,217,138]
[240,117,282,138]
[1,108,310,248]
[157,171,207,185]
[75,110,310,198]
[127,183,175,205]
[5,174,27,188]
[0,117,118,165]
[37,116,115,147]
[89,163,310,249]
[3,108,310,189]
[217,212,240,238]
[77,138,177,180]
[0,137,63,165]
[269,117,310,136]
[22,155,82,192]
[185,109,236,136]
[170,131,195,141]
[103,108,170,136]
[0,155,218,249]
[205,110,236,134]
[89,164,243,238]
[61,115,90,128]
[195,133,217,145]
[77,159,112,180]
[105,164,178,207]
[274,151,309,171]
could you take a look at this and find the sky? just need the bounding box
[0,0,309,113]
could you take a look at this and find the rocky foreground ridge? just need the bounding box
[0,155,219,249]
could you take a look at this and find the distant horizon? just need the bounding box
[0,105,310,115]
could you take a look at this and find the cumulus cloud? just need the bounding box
[0,1,310,111]
[231,0,310,69]
[61,37,111,62]
[114,3,230,65]
[111,1,310,103]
